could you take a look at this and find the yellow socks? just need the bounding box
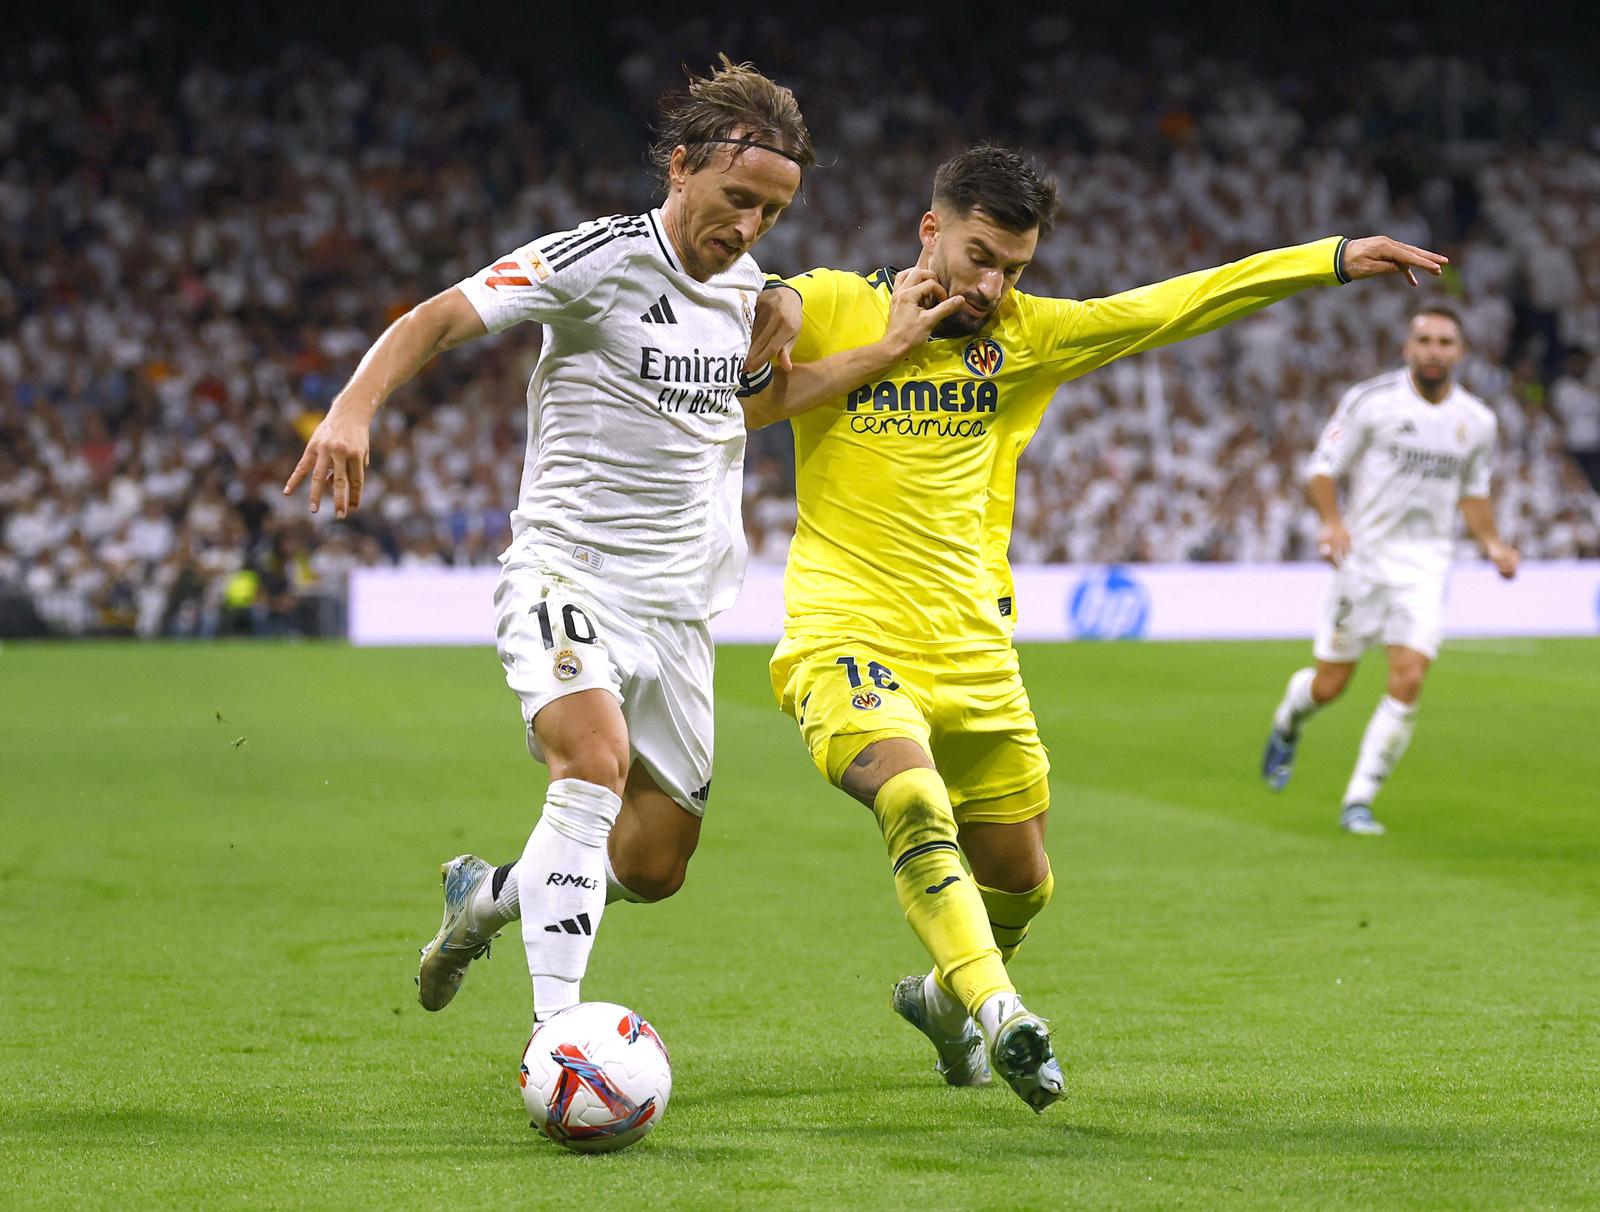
[872,768,1011,1014]
[978,865,1054,964]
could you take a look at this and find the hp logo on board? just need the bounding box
[1068,566,1151,640]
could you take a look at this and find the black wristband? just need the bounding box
[1334,236,1352,285]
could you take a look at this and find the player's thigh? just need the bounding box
[928,651,1051,811]
[776,642,935,795]
[1382,580,1444,669]
[622,616,716,816]
[609,760,703,901]
[1313,569,1385,665]
[495,566,631,784]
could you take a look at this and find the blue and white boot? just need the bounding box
[1340,804,1387,836]
[417,854,498,1011]
[1261,727,1299,791]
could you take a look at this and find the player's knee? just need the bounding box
[1388,669,1425,703]
[617,854,690,903]
[982,845,1051,894]
[546,746,629,795]
[1312,668,1350,703]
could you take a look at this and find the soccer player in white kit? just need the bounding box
[1261,307,1520,834]
[283,60,813,1021]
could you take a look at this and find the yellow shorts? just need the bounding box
[771,636,1050,821]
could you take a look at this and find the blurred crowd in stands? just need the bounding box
[2,14,1598,637]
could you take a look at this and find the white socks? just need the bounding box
[922,971,972,1039]
[975,991,1023,1046]
[1273,667,1320,737]
[1345,696,1417,807]
[516,778,623,1019]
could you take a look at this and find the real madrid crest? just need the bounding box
[1456,421,1468,443]
[962,337,1004,377]
[553,649,583,681]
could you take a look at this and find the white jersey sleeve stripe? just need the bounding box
[456,221,645,334]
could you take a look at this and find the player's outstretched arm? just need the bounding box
[742,253,966,429]
[1460,497,1520,579]
[1054,236,1449,383]
[284,288,487,518]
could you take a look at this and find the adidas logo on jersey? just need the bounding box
[640,294,678,325]
[1398,420,1417,435]
[544,913,593,936]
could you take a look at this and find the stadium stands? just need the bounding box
[2,16,1596,636]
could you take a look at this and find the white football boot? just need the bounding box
[989,1008,1065,1112]
[891,975,991,1087]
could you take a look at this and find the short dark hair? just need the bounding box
[649,56,814,189]
[1411,304,1466,340]
[933,145,1060,237]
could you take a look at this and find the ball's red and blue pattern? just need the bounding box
[519,1002,673,1153]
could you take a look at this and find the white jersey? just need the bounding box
[457,209,766,621]
[1307,368,1496,586]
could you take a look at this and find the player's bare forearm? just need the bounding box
[1460,496,1519,577]
[1307,475,1342,525]
[284,287,486,516]
[741,340,904,429]
[1458,496,1499,546]
[1307,474,1351,566]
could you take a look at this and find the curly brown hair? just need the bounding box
[648,55,814,189]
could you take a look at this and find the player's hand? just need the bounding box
[882,246,967,357]
[1340,237,1449,287]
[747,285,801,374]
[1486,540,1520,580]
[1317,519,1352,567]
[283,407,371,519]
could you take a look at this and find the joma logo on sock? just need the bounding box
[546,873,599,889]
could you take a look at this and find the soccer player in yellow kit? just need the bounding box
[740,145,1445,1112]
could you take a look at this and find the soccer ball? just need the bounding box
[519,1002,672,1153]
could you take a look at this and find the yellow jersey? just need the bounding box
[778,236,1348,654]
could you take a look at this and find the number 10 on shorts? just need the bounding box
[531,599,598,649]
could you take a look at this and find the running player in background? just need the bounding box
[284,60,813,1031]
[743,145,1446,1111]
[1262,307,1519,835]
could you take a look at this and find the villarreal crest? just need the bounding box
[962,338,1004,377]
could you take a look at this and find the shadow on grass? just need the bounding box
[9,1099,1595,1171]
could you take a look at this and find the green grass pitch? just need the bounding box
[2,638,1597,1209]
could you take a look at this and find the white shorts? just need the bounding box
[494,554,715,816]
[1313,567,1444,663]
